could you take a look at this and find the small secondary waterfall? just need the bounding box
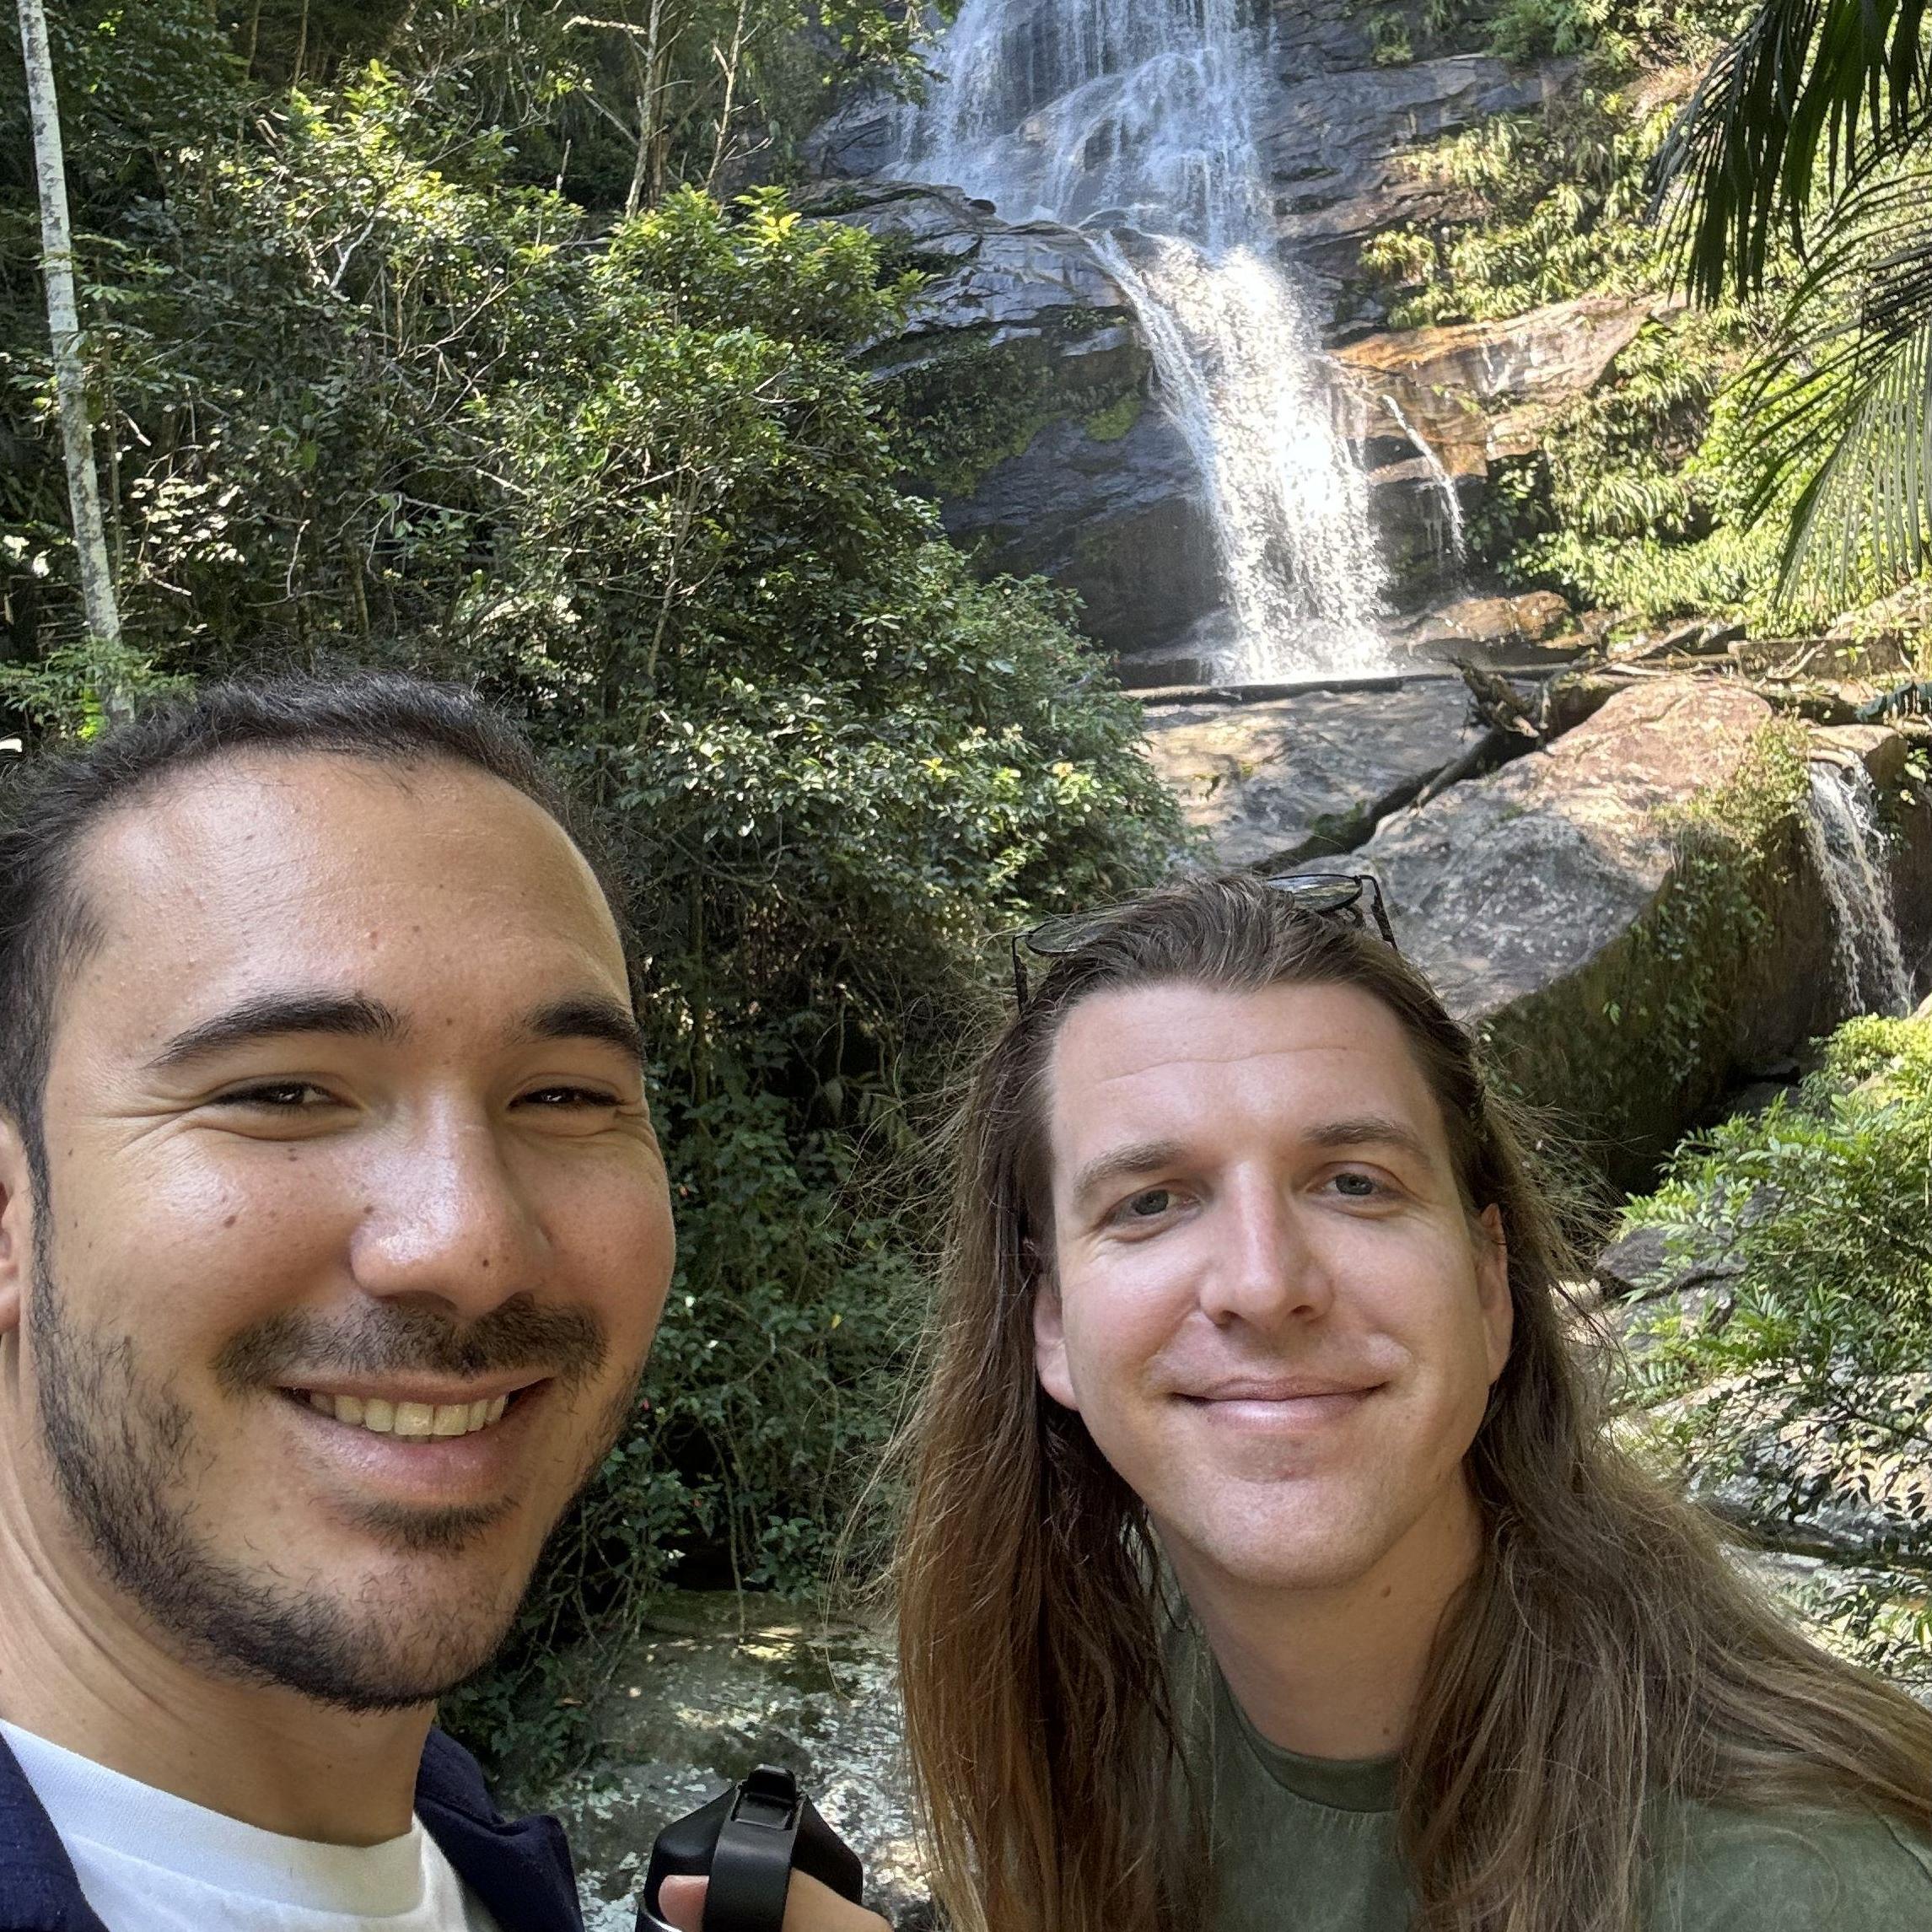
[1805,761,1911,1016]
[1381,396,1466,565]
[890,0,1388,681]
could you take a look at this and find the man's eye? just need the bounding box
[213,1081,335,1110]
[1121,1187,1177,1220]
[1331,1171,1385,1199]
[519,1084,621,1109]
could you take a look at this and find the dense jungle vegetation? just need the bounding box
[1621,1014,1932,1689]
[0,0,1186,1773]
[1358,0,1932,638]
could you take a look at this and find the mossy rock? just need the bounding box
[1352,682,1853,1182]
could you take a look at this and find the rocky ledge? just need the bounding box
[1151,669,1929,1178]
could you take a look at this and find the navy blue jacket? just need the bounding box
[0,1725,584,1932]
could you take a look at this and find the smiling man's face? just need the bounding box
[0,751,675,1708]
[1035,978,1510,1601]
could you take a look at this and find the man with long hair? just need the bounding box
[893,870,1932,1932]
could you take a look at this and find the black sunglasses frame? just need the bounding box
[1006,870,1397,1009]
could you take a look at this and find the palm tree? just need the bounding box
[1653,0,1932,602]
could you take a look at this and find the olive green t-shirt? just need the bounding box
[1188,1666,1932,1930]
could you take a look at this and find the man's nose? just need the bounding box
[347,1105,548,1318]
[1197,1170,1333,1329]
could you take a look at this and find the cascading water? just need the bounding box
[887,0,1389,681]
[1804,760,1912,1016]
[1381,396,1466,566]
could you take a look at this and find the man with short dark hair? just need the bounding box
[0,674,675,1931]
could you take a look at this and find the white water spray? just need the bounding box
[1381,396,1466,565]
[887,0,1388,680]
[1805,761,1911,1015]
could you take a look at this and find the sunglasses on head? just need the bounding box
[1007,870,1397,1009]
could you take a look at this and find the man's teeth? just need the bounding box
[304,1391,510,1438]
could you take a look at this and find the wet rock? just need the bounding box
[1261,54,1578,299]
[540,1593,930,1930]
[1809,724,1932,984]
[821,183,1138,356]
[944,409,1218,659]
[1141,680,1487,869]
[805,183,1219,658]
[1343,680,1846,1176]
[1336,298,1660,479]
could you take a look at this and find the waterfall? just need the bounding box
[887,0,1389,681]
[1805,761,1911,1016]
[1381,396,1466,565]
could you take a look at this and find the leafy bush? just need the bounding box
[1617,1017,1932,1687]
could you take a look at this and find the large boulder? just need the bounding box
[539,1594,929,1930]
[1142,678,1486,868]
[1346,680,1843,1176]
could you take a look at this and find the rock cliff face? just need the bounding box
[1336,297,1661,479]
[814,180,1214,658]
[807,31,1618,659]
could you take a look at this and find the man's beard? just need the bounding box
[27,1224,632,1714]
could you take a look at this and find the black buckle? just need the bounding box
[637,1763,864,1932]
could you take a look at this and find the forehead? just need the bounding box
[1044,979,1450,1168]
[57,751,626,1047]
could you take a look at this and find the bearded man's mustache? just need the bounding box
[212,1293,609,1397]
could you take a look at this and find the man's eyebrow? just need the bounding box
[1068,1117,1436,1207]
[1305,1115,1435,1162]
[522,995,647,1069]
[149,993,402,1071]
[1068,1138,1190,1209]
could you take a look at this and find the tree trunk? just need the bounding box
[15,0,129,724]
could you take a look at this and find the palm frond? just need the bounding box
[1725,161,1932,600]
[1651,0,1932,300]
[1778,314,1932,598]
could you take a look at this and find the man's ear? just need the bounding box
[0,1114,31,1337]
[1476,1203,1511,1383]
[1031,1260,1079,1413]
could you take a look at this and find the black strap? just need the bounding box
[701,1767,801,1932]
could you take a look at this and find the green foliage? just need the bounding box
[1509,321,1815,622]
[1651,0,1932,610]
[1353,27,1804,621]
[1618,1017,1932,1685]
[1,5,1187,1786]
[1359,89,1667,329]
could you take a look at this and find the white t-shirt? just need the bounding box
[1,1719,503,1931]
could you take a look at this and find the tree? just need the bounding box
[1652,0,1932,603]
[13,0,125,718]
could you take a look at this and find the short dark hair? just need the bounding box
[0,671,606,1178]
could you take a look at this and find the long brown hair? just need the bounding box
[891,871,1932,1932]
